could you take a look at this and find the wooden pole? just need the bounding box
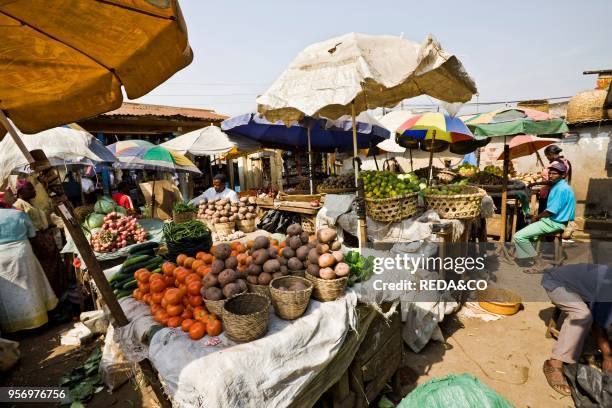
[307,127,314,194]
[352,102,367,249]
[0,110,35,164]
[427,130,437,185]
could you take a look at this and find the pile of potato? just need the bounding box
[245,234,298,286]
[201,243,248,301]
[197,196,257,224]
[304,227,349,280]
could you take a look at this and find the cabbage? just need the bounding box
[85,213,105,229]
[115,205,127,215]
[94,198,116,214]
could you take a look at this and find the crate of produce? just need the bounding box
[365,192,419,223]
[423,185,484,220]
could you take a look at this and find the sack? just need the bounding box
[397,374,513,408]
[564,363,612,408]
[99,325,135,391]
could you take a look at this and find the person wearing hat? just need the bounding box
[513,161,575,273]
[537,145,572,213]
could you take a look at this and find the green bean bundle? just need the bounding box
[163,220,209,243]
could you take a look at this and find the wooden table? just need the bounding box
[258,203,320,215]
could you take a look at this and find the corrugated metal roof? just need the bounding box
[102,102,228,121]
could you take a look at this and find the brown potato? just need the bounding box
[252,248,269,265]
[252,236,270,250]
[319,267,336,280]
[307,248,319,264]
[316,243,330,255]
[300,232,310,245]
[288,235,302,250]
[258,272,272,285]
[280,265,289,275]
[272,272,284,280]
[268,247,278,259]
[331,251,344,263]
[263,259,281,273]
[286,223,303,237]
[218,269,238,286]
[278,256,288,266]
[214,243,232,260]
[203,273,219,288]
[296,245,310,261]
[281,247,295,259]
[330,240,342,251]
[334,262,350,277]
[246,275,259,284]
[287,257,303,271]
[211,259,226,274]
[288,282,307,291]
[318,253,336,268]
[317,228,337,244]
[307,263,320,277]
[225,256,238,270]
[222,282,240,299]
[247,263,262,276]
[205,286,223,301]
[235,278,248,293]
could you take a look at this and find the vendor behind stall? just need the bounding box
[112,181,135,210]
[513,162,575,273]
[190,174,238,205]
[0,195,58,333]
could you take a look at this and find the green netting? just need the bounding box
[398,374,514,408]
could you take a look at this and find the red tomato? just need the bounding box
[206,319,222,336]
[188,321,206,340]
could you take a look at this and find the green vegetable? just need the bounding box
[116,289,132,299]
[122,254,151,267]
[344,251,375,287]
[115,205,127,215]
[128,249,155,258]
[84,213,105,229]
[128,242,159,254]
[122,279,137,290]
[151,268,161,274]
[173,201,197,214]
[144,256,163,270]
[94,198,116,214]
[163,220,209,243]
[119,256,155,275]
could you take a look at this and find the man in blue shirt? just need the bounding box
[513,162,575,273]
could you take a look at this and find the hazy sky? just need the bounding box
[134,0,612,117]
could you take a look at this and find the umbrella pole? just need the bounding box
[0,110,35,164]
[427,130,436,185]
[374,154,379,170]
[308,127,314,194]
[409,148,414,172]
[535,150,544,167]
[352,102,367,249]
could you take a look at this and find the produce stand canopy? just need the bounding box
[61,218,165,261]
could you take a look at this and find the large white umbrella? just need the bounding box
[0,124,116,183]
[257,33,477,247]
[160,125,261,157]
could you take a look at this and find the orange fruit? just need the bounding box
[181,318,195,332]
[188,321,206,340]
[176,254,187,266]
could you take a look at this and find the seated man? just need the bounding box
[190,174,238,205]
[513,162,575,273]
[541,264,612,395]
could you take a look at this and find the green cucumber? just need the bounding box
[128,242,159,255]
[122,279,137,290]
[128,249,155,258]
[144,256,163,270]
[116,289,132,299]
[122,254,152,268]
[151,268,161,274]
[120,258,155,275]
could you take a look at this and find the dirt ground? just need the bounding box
[401,302,574,408]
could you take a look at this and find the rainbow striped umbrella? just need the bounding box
[396,112,474,151]
[107,140,201,174]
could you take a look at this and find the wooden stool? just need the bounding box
[545,306,563,339]
[535,230,566,264]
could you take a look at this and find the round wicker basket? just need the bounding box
[365,192,419,223]
[214,221,235,235]
[423,186,484,219]
[305,272,347,302]
[247,282,271,299]
[173,211,195,223]
[290,270,306,278]
[270,276,313,320]
[237,219,256,233]
[566,89,608,124]
[301,216,315,234]
[436,170,457,184]
[222,293,270,342]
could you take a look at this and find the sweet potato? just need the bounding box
[316,243,330,255]
[318,253,336,268]
[307,248,319,264]
[288,235,302,250]
[203,273,219,288]
[223,282,241,298]
[307,263,320,277]
[281,247,295,259]
[317,228,337,244]
[225,256,238,270]
[246,275,259,284]
[247,263,262,276]
[235,278,248,293]
[334,262,350,277]
[300,232,310,245]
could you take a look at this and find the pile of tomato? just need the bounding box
[131,251,223,340]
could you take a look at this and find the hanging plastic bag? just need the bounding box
[563,363,612,408]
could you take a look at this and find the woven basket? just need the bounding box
[517,99,549,113]
[305,272,347,302]
[173,211,195,223]
[237,219,256,233]
[214,221,235,235]
[566,89,608,123]
[247,282,271,299]
[222,293,270,342]
[301,215,316,234]
[365,192,419,223]
[291,270,306,278]
[424,186,484,220]
[270,276,313,320]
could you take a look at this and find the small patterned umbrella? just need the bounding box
[396,112,474,151]
[107,140,200,174]
[497,135,557,161]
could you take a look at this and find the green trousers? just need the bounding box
[513,218,566,259]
